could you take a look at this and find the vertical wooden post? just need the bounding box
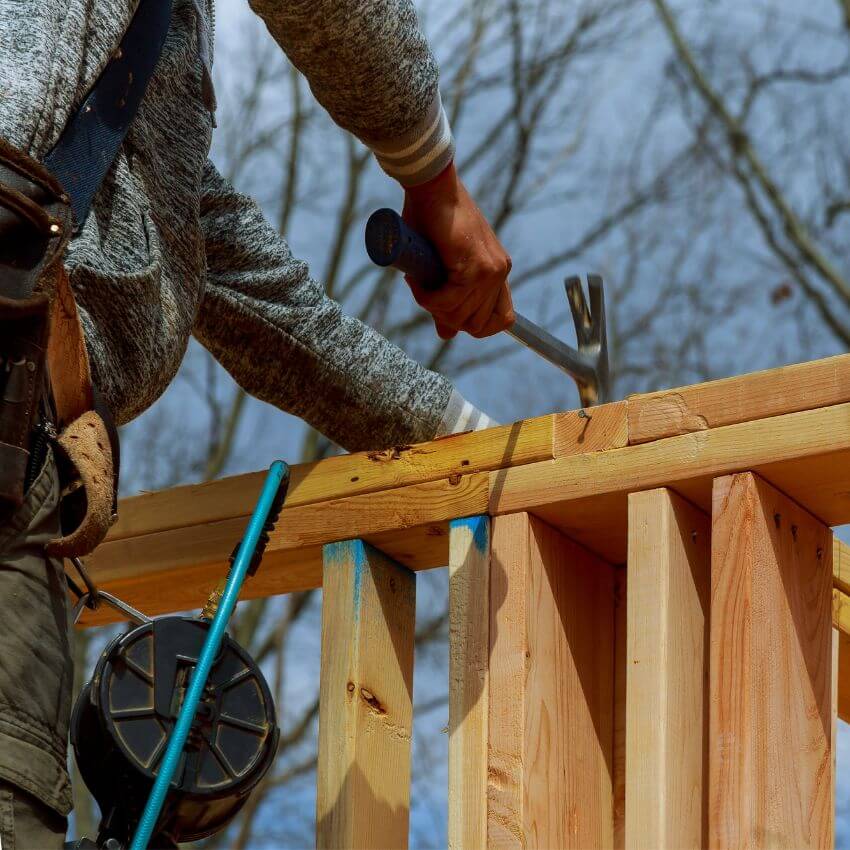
[710,472,833,850]
[448,516,490,850]
[625,488,710,850]
[612,566,627,850]
[316,539,416,850]
[489,512,615,849]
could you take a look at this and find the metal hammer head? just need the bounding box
[565,274,610,407]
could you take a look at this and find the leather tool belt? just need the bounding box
[0,138,118,557]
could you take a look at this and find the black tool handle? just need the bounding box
[365,208,446,291]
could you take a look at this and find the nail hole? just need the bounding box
[774,512,781,528]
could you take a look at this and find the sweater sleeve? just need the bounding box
[194,159,456,452]
[246,0,455,186]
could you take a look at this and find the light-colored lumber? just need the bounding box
[626,489,709,850]
[83,401,850,625]
[612,566,626,850]
[491,400,850,561]
[82,473,486,624]
[710,472,833,850]
[831,587,850,721]
[552,401,629,456]
[108,416,556,541]
[489,512,615,848]
[448,516,490,850]
[834,535,850,595]
[838,630,850,725]
[628,353,850,444]
[316,540,416,850]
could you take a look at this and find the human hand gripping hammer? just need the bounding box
[365,208,611,407]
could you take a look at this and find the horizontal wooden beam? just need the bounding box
[492,401,850,561]
[81,400,850,625]
[109,405,627,545]
[628,353,850,444]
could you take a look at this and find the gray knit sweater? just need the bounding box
[0,0,486,451]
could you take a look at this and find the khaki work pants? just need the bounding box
[0,450,73,848]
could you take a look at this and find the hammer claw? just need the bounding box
[565,276,593,345]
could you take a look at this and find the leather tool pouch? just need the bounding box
[0,138,119,555]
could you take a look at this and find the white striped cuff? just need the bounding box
[436,389,498,436]
[370,91,456,187]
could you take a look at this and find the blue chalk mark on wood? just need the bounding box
[323,539,369,625]
[450,515,490,554]
[322,540,417,627]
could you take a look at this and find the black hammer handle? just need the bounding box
[365,208,446,291]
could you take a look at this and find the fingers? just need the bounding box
[473,282,514,337]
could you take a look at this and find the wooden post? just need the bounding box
[625,488,710,850]
[710,472,833,850]
[448,516,490,850]
[316,539,416,850]
[489,512,615,849]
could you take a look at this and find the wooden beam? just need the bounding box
[448,517,490,850]
[710,472,833,850]
[625,489,709,850]
[838,631,850,726]
[316,540,416,850]
[108,416,557,541]
[612,567,626,850]
[628,353,850,444]
[491,400,850,561]
[81,473,486,624]
[488,513,615,848]
[552,401,628,456]
[81,401,850,625]
[834,535,850,596]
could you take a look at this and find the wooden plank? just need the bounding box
[612,566,626,850]
[552,401,629,456]
[109,416,556,542]
[838,631,850,724]
[628,352,850,444]
[83,402,850,622]
[491,401,850,562]
[710,472,833,850]
[448,517,490,850]
[834,536,850,595]
[489,512,615,848]
[626,489,709,850]
[80,473,486,624]
[316,540,416,850]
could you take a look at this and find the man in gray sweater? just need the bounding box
[0,0,513,845]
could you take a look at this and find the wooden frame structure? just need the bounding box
[81,352,850,848]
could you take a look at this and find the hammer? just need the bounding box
[365,208,611,407]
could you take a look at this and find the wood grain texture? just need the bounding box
[552,401,629,457]
[626,489,709,850]
[491,401,850,561]
[316,540,415,850]
[109,417,555,542]
[834,536,850,596]
[838,631,850,724]
[612,566,626,850]
[628,353,850,444]
[448,517,490,850]
[489,512,615,849]
[710,473,833,850]
[80,474,485,624]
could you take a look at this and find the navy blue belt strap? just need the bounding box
[43,0,174,226]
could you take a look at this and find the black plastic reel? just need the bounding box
[71,616,279,848]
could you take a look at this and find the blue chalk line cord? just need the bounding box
[129,459,290,850]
